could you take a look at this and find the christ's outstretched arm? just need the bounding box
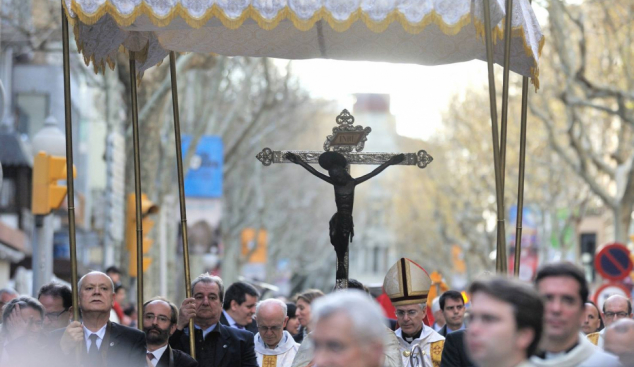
[355,153,405,185]
[285,152,334,184]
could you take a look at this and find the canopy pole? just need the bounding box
[500,0,514,191]
[483,0,507,274]
[61,4,79,321]
[129,53,145,329]
[514,78,529,276]
[169,51,196,358]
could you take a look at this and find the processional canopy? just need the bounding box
[63,0,543,85]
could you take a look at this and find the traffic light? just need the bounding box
[126,193,159,276]
[31,152,76,215]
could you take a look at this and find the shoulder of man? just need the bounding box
[173,348,199,367]
[583,347,622,367]
[221,322,253,339]
[110,322,146,341]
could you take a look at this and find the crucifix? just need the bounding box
[256,110,433,289]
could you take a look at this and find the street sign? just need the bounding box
[595,242,632,281]
[593,282,630,311]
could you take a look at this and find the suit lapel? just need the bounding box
[157,346,170,367]
[219,312,229,327]
[216,323,231,367]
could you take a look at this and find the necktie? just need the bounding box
[236,324,245,330]
[88,334,100,357]
[147,352,155,361]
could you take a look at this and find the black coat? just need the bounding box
[440,330,475,367]
[156,345,199,367]
[169,322,257,367]
[49,321,147,367]
[219,311,258,334]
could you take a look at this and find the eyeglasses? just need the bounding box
[604,312,629,319]
[257,325,283,333]
[45,309,69,320]
[144,314,171,323]
[395,309,420,318]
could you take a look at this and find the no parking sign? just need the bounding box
[595,242,632,281]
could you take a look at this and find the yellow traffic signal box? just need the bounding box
[31,152,76,215]
[126,193,159,276]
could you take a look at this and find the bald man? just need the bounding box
[589,295,633,348]
[253,299,299,367]
[604,319,634,367]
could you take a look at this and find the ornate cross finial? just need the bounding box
[324,110,371,153]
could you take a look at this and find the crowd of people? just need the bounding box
[0,259,633,367]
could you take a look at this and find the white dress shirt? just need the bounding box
[83,323,108,352]
[147,344,168,367]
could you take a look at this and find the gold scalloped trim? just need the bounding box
[63,1,543,84]
[472,17,545,90]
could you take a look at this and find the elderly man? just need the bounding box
[38,282,72,332]
[530,262,620,367]
[143,297,198,367]
[431,297,445,332]
[588,295,633,348]
[581,301,603,336]
[253,299,299,366]
[311,290,386,367]
[604,318,634,367]
[169,273,258,367]
[465,277,543,367]
[51,271,147,367]
[384,258,444,367]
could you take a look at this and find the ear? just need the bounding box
[516,328,535,353]
[283,316,289,328]
[231,300,239,311]
[169,323,177,336]
[421,306,428,319]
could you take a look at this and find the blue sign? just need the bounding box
[181,135,223,198]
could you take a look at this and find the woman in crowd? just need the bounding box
[295,289,324,337]
[285,302,302,343]
[0,296,45,366]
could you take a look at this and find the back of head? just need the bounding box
[534,262,588,304]
[38,282,72,309]
[311,290,386,344]
[286,303,297,318]
[318,151,347,170]
[604,318,634,366]
[469,277,544,357]
[347,279,370,294]
[431,297,441,313]
[223,281,260,310]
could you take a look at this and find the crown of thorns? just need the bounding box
[319,151,348,170]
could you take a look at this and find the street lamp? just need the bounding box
[31,115,66,296]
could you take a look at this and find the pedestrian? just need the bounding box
[604,318,634,367]
[0,288,18,313]
[37,282,72,332]
[431,297,445,332]
[254,299,299,366]
[284,303,302,343]
[143,297,197,367]
[589,295,633,348]
[582,301,603,338]
[169,273,258,367]
[465,277,543,367]
[384,258,444,367]
[438,291,466,337]
[221,282,260,333]
[295,289,324,337]
[0,296,45,366]
[105,266,122,287]
[530,262,620,367]
[311,290,386,367]
[51,271,147,367]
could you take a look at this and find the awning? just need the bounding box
[63,1,543,85]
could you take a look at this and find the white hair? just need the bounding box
[256,298,287,318]
[311,290,386,344]
[78,271,114,292]
[431,297,440,313]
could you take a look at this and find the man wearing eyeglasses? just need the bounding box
[253,299,299,367]
[384,258,444,367]
[38,282,72,332]
[588,295,633,348]
[143,297,198,367]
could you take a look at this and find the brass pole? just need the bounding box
[129,53,144,329]
[61,5,79,321]
[500,0,514,190]
[169,51,196,358]
[483,0,507,273]
[514,78,529,276]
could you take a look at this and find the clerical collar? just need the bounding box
[402,327,423,344]
[536,341,579,359]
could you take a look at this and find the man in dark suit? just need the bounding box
[440,330,474,367]
[51,271,147,367]
[220,281,259,334]
[170,273,258,367]
[143,297,197,367]
[438,290,466,337]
